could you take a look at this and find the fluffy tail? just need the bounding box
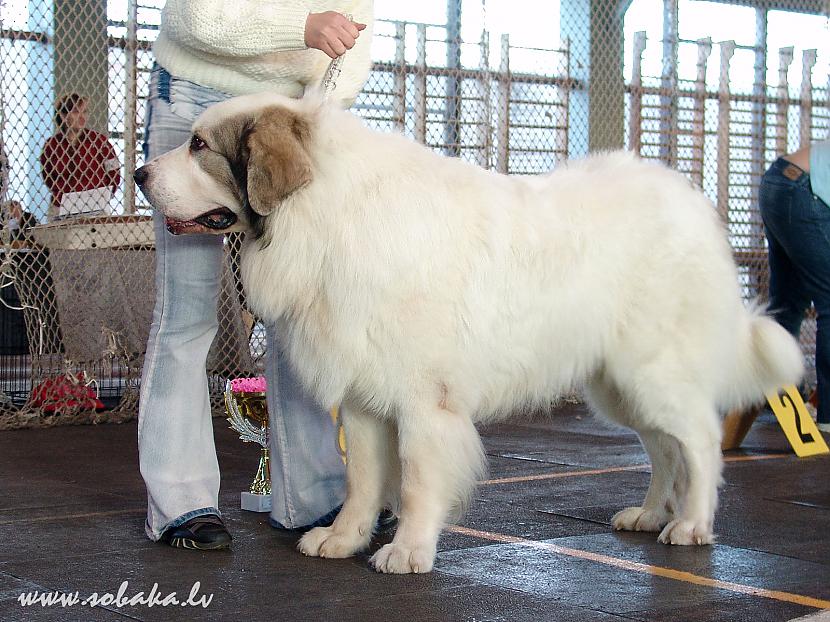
[719,308,804,412]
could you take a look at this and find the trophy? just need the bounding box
[225,377,272,512]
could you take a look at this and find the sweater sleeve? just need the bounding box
[163,0,311,58]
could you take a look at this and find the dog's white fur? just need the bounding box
[139,92,804,573]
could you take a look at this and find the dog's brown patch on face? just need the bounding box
[200,116,252,207]
[246,106,313,215]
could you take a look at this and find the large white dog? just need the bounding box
[135,92,803,574]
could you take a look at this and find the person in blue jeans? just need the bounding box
[138,0,375,550]
[759,142,830,434]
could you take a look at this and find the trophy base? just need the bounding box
[241,492,272,513]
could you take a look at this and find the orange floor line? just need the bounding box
[446,524,830,610]
[480,453,791,485]
[480,464,650,485]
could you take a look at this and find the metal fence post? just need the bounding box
[628,31,646,155]
[776,46,794,156]
[692,37,712,188]
[749,8,768,294]
[444,0,462,156]
[496,33,510,174]
[556,37,570,163]
[800,49,817,148]
[413,24,427,145]
[123,0,138,214]
[750,8,767,214]
[393,22,406,133]
[659,0,679,166]
[477,30,491,168]
[717,40,736,223]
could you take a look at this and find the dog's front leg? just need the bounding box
[298,403,394,558]
[370,405,485,574]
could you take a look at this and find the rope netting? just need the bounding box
[0,0,826,428]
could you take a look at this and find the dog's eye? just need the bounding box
[190,136,207,152]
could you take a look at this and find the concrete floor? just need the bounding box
[0,403,828,622]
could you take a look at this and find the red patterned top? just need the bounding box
[40,129,121,216]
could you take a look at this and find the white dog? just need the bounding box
[135,92,803,574]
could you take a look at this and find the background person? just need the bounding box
[759,142,830,433]
[138,0,374,550]
[3,200,38,241]
[40,93,121,220]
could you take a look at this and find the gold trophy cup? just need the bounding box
[225,380,272,512]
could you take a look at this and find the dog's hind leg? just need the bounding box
[298,402,396,559]
[586,376,683,533]
[589,371,721,544]
[612,429,685,533]
[370,404,485,574]
[635,393,721,545]
[656,407,722,545]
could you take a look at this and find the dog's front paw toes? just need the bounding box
[297,526,333,557]
[298,526,369,558]
[612,506,670,532]
[369,542,435,574]
[657,519,713,545]
[298,525,370,558]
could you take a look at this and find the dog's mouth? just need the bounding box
[165,208,237,235]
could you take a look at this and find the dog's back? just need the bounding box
[251,110,801,425]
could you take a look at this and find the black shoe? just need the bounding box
[269,507,397,534]
[269,504,343,532]
[161,514,232,550]
[376,509,398,534]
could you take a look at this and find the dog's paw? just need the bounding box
[657,519,713,545]
[297,526,368,558]
[612,506,670,532]
[369,542,435,574]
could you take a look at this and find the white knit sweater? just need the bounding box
[153,0,374,102]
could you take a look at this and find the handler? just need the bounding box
[138,0,374,549]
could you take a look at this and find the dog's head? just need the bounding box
[134,93,315,238]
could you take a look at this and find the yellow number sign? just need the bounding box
[766,385,829,457]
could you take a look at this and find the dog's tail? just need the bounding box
[719,306,804,412]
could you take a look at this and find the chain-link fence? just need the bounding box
[0,0,826,427]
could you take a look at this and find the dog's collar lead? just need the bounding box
[321,13,352,100]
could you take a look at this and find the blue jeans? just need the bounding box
[759,157,830,425]
[138,67,345,540]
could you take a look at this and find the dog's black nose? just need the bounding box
[134,166,149,186]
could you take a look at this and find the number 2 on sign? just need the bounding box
[766,385,829,457]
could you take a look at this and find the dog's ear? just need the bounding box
[245,106,313,215]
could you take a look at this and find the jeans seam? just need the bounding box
[271,365,297,526]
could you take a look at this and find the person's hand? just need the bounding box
[304,11,366,59]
